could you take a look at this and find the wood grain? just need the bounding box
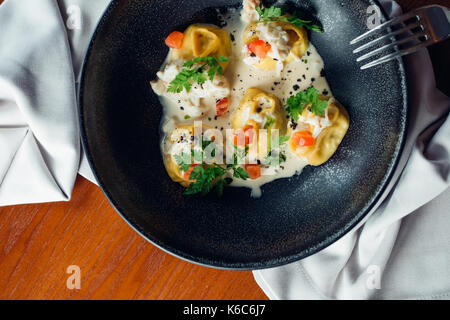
[0,176,267,300]
[0,0,448,300]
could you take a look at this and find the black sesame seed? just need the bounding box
[311,77,315,82]
[290,119,298,130]
[293,84,300,91]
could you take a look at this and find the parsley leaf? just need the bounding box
[174,153,193,172]
[256,5,323,33]
[286,87,328,120]
[264,116,276,130]
[174,138,250,197]
[233,167,250,180]
[265,150,287,167]
[167,56,230,93]
[264,134,290,167]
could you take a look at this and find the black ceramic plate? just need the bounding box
[79,0,407,269]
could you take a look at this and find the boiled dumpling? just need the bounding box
[243,20,309,71]
[232,88,287,133]
[289,99,349,166]
[171,24,232,71]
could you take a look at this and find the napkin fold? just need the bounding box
[0,0,107,206]
[0,0,80,205]
[253,0,450,300]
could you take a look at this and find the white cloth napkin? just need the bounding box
[0,0,449,300]
[0,0,107,206]
[254,0,450,300]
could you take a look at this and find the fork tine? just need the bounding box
[360,39,433,69]
[356,30,428,62]
[350,11,419,45]
[353,21,422,53]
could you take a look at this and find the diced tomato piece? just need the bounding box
[245,164,261,180]
[248,40,271,59]
[292,131,315,147]
[216,98,229,117]
[244,126,255,145]
[183,164,198,182]
[233,126,255,146]
[165,31,184,49]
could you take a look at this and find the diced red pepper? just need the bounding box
[292,131,315,147]
[183,164,198,182]
[216,98,229,117]
[245,164,261,180]
[165,31,184,49]
[248,40,271,59]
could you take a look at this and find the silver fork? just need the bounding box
[351,5,450,70]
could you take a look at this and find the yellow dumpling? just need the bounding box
[232,88,287,158]
[243,21,309,71]
[232,88,287,133]
[164,124,197,187]
[171,24,232,71]
[289,100,350,166]
[163,123,222,187]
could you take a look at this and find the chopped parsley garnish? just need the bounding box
[264,135,290,166]
[256,5,323,33]
[264,116,276,130]
[286,87,328,121]
[278,135,291,145]
[174,141,250,197]
[167,56,230,93]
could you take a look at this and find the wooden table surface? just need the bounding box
[0,0,448,300]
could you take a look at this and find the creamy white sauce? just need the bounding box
[241,0,262,23]
[153,7,335,198]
